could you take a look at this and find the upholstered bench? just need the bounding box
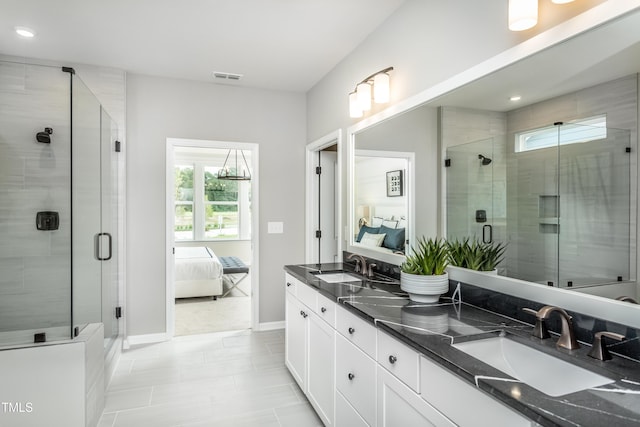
[219,256,250,297]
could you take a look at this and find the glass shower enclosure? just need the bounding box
[0,60,120,350]
[446,123,631,288]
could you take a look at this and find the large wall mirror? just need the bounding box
[347,8,640,327]
[347,104,439,264]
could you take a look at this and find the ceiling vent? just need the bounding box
[212,71,243,81]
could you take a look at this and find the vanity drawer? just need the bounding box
[285,273,298,295]
[420,356,532,427]
[296,279,318,310]
[336,305,376,358]
[377,329,420,392]
[317,292,336,328]
[336,334,376,427]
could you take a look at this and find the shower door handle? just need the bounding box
[95,232,113,261]
[482,225,493,244]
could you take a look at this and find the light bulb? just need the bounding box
[508,0,538,31]
[356,82,372,111]
[349,92,363,118]
[373,73,390,103]
[15,26,35,38]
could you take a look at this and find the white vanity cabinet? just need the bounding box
[284,273,335,426]
[285,272,536,427]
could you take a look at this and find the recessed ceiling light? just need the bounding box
[510,95,522,102]
[15,26,36,38]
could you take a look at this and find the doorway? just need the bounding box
[166,138,259,337]
[306,130,342,264]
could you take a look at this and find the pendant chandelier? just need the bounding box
[217,149,252,181]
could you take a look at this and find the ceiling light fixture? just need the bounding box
[217,149,252,181]
[349,67,394,118]
[15,26,35,38]
[508,0,538,31]
[510,95,522,101]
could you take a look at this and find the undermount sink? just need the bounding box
[314,272,363,283]
[453,336,614,397]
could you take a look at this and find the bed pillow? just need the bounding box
[380,225,405,251]
[381,219,398,229]
[371,216,384,227]
[356,225,380,242]
[360,232,386,247]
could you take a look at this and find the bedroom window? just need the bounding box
[174,154,252,241]
[175,165,195,240]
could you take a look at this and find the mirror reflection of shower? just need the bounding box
[478,154,492,165]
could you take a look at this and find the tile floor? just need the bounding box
[175,272,252,336]
[98,329,322,427]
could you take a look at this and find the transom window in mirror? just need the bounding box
[515,115,607,153]
[174,158,251,241]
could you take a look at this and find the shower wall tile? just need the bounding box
[0,61,72,336]
[0,258,24,294]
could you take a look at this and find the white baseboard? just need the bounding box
[257,321,285,331]
[125,333,169,347]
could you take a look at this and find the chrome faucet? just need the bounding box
[524,306,580,350]
[347,253,367,276]
[536,306,580,350]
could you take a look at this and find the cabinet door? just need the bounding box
[336,391,369,427]
[378,366,455,427]
[285,292,308,391]
[335,334,376,426]
[308,312,335,426]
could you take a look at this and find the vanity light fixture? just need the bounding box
[217,149,252,181]
[15,26,35,38]
[508,0,538,31]
[349,67,394,118]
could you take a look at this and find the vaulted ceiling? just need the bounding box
[0,0,405,92]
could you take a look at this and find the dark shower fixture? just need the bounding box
[36,127,53,144]
[478,154,492,165]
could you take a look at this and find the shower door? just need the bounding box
[71,75,120,349]
[557,124,631,287]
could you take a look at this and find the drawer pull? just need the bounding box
[321,307,327,313]
[389,355,397,364]
[348,327,355,335]
[300,310,308,318]
[287,282,292,287]
[348,373,355,381]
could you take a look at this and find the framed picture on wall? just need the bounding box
[386,170,403,197]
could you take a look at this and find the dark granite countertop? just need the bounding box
[284,263,640,427]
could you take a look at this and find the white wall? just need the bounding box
[126,74,306,335]
[306,0,609,143]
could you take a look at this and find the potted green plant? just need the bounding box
[400,237,450,303]
[479,240,507,273]
[447,237,506,273]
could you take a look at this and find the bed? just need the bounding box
[175,246,224,299]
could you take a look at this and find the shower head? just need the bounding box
[478,154,492,165]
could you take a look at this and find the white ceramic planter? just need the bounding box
[400,272,449,303]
